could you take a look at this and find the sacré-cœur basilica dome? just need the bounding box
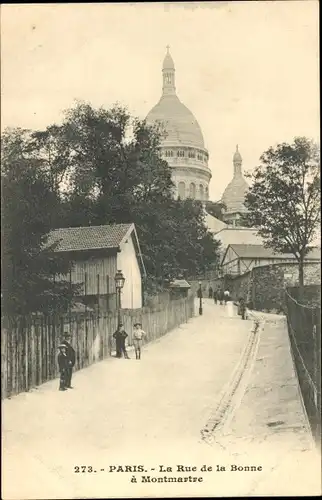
[146,47,211,201]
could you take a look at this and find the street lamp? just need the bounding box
[198,281,203,315]
[114,270,125,327]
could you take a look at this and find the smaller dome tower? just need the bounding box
[221,145,249,226]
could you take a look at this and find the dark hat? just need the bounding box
[134,322,142,327]
[63,332,72,338]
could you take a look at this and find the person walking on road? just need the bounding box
[133,322,146,360]
[213,289,218,304]
[239,298,247,320]
[113,324,130,359]
[57,344,69,391]
[219,289,224,305]
[224,289,230,304]
[61,332,76,389]
[208,285,213,299]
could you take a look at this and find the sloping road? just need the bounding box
[2,300,320,498]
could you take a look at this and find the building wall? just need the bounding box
[226,262,320,312]
[222,256,298,276]
[214,228,264,257]
[117,234,142,309]
[161,146,211,201]
[69,254,117,295]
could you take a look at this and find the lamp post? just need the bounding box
[114,270,125,327]
[198,281,203,315]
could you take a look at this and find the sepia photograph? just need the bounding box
[1,1,321,498]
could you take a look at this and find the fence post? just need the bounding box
[313,307,321,443]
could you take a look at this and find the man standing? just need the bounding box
[57,344,68,391]
[213,289,218,305]
[113,324,130,359]
[61,332,76,389]
[133,322,146,360]
[208,285,213,299]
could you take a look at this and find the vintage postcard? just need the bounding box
[1,2,321,499]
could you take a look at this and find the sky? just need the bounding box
[1,2,319,201]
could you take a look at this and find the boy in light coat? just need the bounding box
[133,322,146,360]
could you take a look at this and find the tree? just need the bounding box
[204,200,226,221]
[1,128,80,316]
[244,137,320,291]
[131,198,221,281]
[2,103,221,302]
[57,102,221,285]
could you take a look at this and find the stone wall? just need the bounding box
[226,262,320,313]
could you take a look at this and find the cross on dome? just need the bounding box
[233,144,242,164]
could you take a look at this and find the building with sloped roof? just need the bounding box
[221,243,320,277]
[49,223,146,310]
[146,47,211,201]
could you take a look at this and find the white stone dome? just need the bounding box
[146,94,205,148]
[222,146,249,215]
[222,175,249,214]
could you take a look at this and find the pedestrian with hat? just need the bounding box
[57,344,68,391]
[113,323,130,359]
[133,322,146,360]
[61,332,76,388]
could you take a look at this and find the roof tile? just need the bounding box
[48,224,133,252]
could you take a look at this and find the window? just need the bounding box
[199,184,204,200]
[189,183,196,199]
[177,150,185,158]
[178,182,186,200]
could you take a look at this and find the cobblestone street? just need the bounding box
[2,300,321,498]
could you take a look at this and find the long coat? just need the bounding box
[61,340,76,367]
[113,330,128,348]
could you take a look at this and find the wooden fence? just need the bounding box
[1,295,195,399]
[285,290,321,447]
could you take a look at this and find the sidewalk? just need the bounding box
[2,300,321,498]
[212,311,321,496]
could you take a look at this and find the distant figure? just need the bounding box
[208,286,213,299]
[113,324,130,359]
[61,332,76,389]
[219,289,224,305]
[227,298,234,317]
[133,322,146,360]
[213,289,218,305]
[224,289,230,304]
[239,298,246,320]
[197,287,202,299]
[57,344,69,391]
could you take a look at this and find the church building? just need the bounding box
[145,48,320,283]
[146,47,212,201]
